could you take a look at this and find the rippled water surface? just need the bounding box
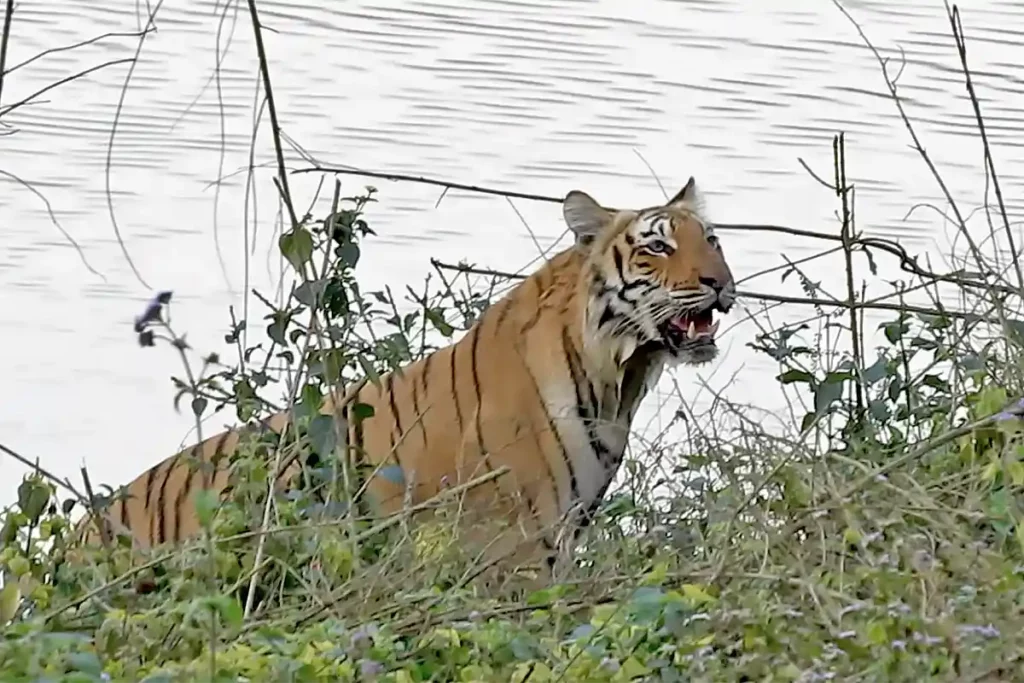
[2,0,1024,506]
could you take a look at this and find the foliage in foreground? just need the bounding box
[3,169,1024,683]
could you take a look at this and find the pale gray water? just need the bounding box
[2,0,1023,507]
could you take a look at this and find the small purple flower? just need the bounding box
[599,657,620,673]
[134,290,173,332]
[348,623,378,653]
[911,631,943,647]
[958,623,1000,639]
[996,398,1024,422]
[359,658,384,677]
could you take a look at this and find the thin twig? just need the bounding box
[0,58,135,118]
[429,259,1002,323]
[246,0,298,231]
[834,133,865,415]
[945,2,1023,293]
[3,28,156,76]
[0,442,87,505]
[0,0,13,107]
[104,0,164,290]
[297,163,1017,299]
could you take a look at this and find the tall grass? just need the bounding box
[3,1,1024,681]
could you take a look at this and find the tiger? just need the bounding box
[73,177,736,585]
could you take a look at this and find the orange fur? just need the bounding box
[74,179,737,580]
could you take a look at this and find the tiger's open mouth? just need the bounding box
[659,304,722,352]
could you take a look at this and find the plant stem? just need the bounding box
[0,0,15,108]
[245,0,298,231]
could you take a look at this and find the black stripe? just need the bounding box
[520,272,550,334]
[410,370,427,447]
[493,298,513,334]
[386,373,403,450]
[172,468,195,544]
[175,449,205,542]
[562,327,611,468]
[423,352,434,390]
[145,456,171,545]
[206,430,234,487]
[521,294,545,334]
[470,326,483,413]
[352,385,365,461]
[597,303,619,330]
[468,326,491,471]
[618,278,649,304]
[450,345,464,431]
[612,246,625,281]
[154,457,176,546]
[521,364,570,509]
[620,279,647,293]
[119,490,129,537]
[340,402,352,466]
[143,463,159,518]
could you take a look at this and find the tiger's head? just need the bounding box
[562,177,736,368]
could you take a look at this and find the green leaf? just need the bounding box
[813,379,844,415]
[679,583,716,606]
[338,241,361,269]
[425,308,455,337]
[352,402,375,421]
[881,320,908,345]
[279,227,314,272]
[208,594,244,630]
[308,415,338,459]
[191,396,208,418]
[865,619,888,645]
[0,582,19,623]
[777,369,815,385]
[620,657,650,679]
[868,400,890,422]
[862,356,888,385]
[194,489,219,529]
[300,384,324,416]
[0,516,16,544]
[294,279,326,307]
[17,479,50,524]
[65,652,103,675]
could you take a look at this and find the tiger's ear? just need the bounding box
[667,176,701,208]
[563,190,613,248]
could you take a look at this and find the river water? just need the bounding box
[2,0,1023,507]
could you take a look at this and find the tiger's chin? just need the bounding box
[657,303,723,366]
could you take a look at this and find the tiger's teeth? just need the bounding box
[709,320,720,337]
[687,321,696,338]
